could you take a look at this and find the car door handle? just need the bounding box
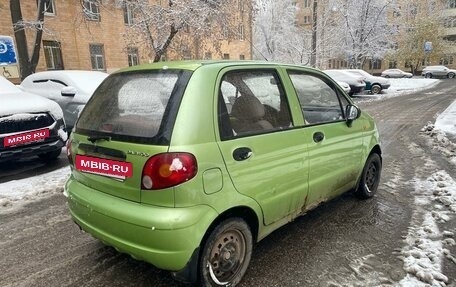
[233,147,253,161]
[313,132,325,143]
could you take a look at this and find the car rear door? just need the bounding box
[286,69,364,209]
[216,66,309,225]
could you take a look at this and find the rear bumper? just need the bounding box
[350,85,365,94]
[65,177,218,271]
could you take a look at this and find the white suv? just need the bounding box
[421,65,456,79]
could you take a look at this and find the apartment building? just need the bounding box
[0,0,252,82]
[292,0,456,74]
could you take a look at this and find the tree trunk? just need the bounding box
[10,0,47,80]
[10,0,31,80]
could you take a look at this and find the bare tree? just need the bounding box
[253,0,310,63]
[391,0,448,74]
[335,0,395,68]
[10,0,50,80]
[111,0,234,62]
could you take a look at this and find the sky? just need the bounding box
[0,77,455,286]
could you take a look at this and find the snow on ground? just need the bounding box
[0,166,70,210]
[399,171,456,287]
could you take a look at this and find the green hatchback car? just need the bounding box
[65,61,381,286]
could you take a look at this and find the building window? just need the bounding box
[127,47,139,66]
[440,56,454,65]
[43,40,63,70]
[39,0,56,15]
[222,26,230,39]
[304,0,311,8]
[239,54,245,60]
[123,4,135,25]
[303,15,311,24]
[388,61,397,69]
[447,0,456,9]
[83,0,100,21]
[238,0,244,12]
[90,44,105,71]
[223,53,230,60]
[204,52,212,60]
[238,24,245,40]
[369,59,382,70]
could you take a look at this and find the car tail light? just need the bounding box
[141,153,197,190]
[66,140,73,165]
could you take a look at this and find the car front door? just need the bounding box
[216,67,309,226]
[287,70,365,210]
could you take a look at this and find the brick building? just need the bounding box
[0,0,252,82]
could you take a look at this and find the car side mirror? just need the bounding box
[61,86,77,97]
[346,105,360,126]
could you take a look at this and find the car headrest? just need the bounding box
[231,96,265,121]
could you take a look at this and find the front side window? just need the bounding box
[90,44,105,71]
[43,40,64,70]
[82,0,100,21]
[76,70,192,144]
[288,71,345,125]
[218,70,292,139]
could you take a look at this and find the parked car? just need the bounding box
[20,70,109,131]
[323,69,366,96]
[421,65,456,78]
[65,61,382,286]
[381,69,413,78]
[343,69,391,94]
[336,80,351,94]
[0,76,67,162]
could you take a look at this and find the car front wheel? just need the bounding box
[371,84,382,94]
[199,218,253,287]
[425,73,433,78]
[355,153,382,199]
[448,72,455,79]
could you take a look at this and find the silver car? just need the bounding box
[20,70,109,131]
[421,65,456,78]
[381,69,413,78]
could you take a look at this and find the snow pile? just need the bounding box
[386,78,440,93]
[399,171,456,287]
[0,166,70,210]
[435,100,456,137]
[421,122,456,166]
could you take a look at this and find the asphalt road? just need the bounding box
[1,80,455,287]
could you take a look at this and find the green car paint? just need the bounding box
[65,60,381,285]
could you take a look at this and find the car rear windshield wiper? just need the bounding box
[87,135,111,143]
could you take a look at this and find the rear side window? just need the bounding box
[218,70,293,139]
[76,70,192,145]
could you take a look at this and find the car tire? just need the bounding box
[355,153,382,199]
[448,73,455,79]
[425,73,432,78]
[199,218,253,287]
[384,75,390,78]
[370,84,382,94]
[38,148,62,162]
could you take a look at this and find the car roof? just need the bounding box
[114,60,322,74]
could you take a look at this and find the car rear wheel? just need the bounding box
[425,73,433,78]
[448,73,455,79]
[355,153,381,199]
[199,218,252,287]
[38,148,62,162]
[371,84,382,94]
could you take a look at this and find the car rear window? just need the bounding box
[76,69,192,145]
